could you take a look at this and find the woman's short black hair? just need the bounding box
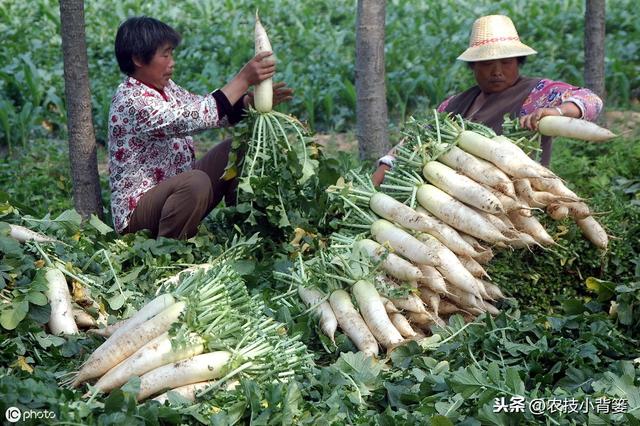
[115,16,181,75]
[466,56,528,69]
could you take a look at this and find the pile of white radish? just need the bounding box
[68,262,310,404]
[289,114,611,357]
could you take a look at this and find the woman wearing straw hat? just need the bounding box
[373,14,603,185]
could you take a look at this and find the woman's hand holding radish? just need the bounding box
[244,81,294,109]
[519,102,581,131]
[222,51,275,105]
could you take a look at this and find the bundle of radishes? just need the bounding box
[67,260,310,404]
[287,113,611,356]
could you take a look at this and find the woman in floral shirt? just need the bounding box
[108,16,292,239]
[372,15,603,185]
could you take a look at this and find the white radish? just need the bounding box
[104,293,176,344]
[137,351,231,401]
[414,206,481,258]
[254,12,273,113]
[529,177,581,200]
[370,219,440,266]
[93,332,204,393]
[575,216,609,250]
[376,276,428,314]
[457,131,553,179]
[329,290,378,356]
[355,239,423,281]
[153,380,240,404]
[298,286,337,343]
[459,256,489,279]
[88,318,128,338]
[9,224,58,243]
[418,287,441,316]
[547,203,570,221]
[480,280,506,300]
[370,193,481,258]
[563,201,591,219]
[416,185,511,245]
[507,211,555,246]
[414,233,483,298]
[73,309,96,329]
[416,265,448,294]
[352,280,404,347]
[389,313,417,338]
[537,116,616,141]
[423,161,504,214]
[71,301,185,387]
[437,146,517,199]
[46,268,78,335]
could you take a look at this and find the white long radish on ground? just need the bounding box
[413,206,481,258]
[9,224,58,243]
[354,238,423,281]
[254,12,273,112]
[575,216,609,249]
[414,233,483,298]
[457,131,553,179]
[352,280,404,347]
[507,211,555,246]
[370,219,440,266]
[479,280,506,300]
[529,177,581,200]
[93,332,204,394]
[459,256,489,279]
[547,203,570,221]
[563,201,591,219]
[418,287,441,317]
[298,286,337,343]
[514,179,563,208]
[437,146,517,199]
[329,290,379,357]
[416,185,511,245]
[416,264,447,294]
[376,275,428,314]
[88,318,128,338]
[370,193,482,257]
[389,313,417,338]
[46,268,78,335]
[104,293,176,344]
[423,161,504,214]
[537,115,616,141]
[137,351,231,401]
[152,380,240,404]
[71,301,185,387]
[73,309,96,329]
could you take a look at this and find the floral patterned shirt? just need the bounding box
[437,78,603,120]
[107,77,244,233]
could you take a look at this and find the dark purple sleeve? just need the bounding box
[211,90,247,125]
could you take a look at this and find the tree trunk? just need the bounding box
[59,0,103,219]
[584,0,606,100]
[355,0,390,162]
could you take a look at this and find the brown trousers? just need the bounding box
[124,139,239,239]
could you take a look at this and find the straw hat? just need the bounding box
[457,15,537,62]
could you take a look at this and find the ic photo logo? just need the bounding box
[5,406,21,423]
[5,406,56,423]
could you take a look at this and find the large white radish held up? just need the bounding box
[538,116,616,141]
[254,12,273,112]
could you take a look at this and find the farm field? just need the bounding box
[1,1,639,425]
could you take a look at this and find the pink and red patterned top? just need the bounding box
[437,78,603,120]
[107,77,242,233]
